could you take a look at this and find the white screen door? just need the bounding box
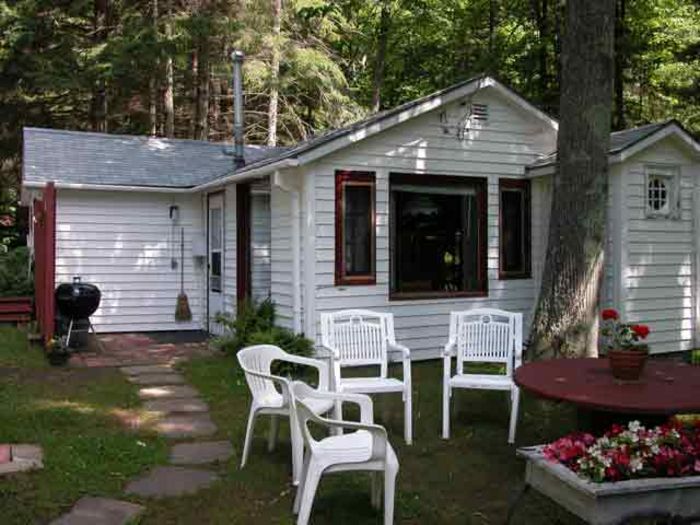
[208,194,224,333]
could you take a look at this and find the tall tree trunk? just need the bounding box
[188,51,198,139]
[210,76,221,140]
[194,39,210,141]
[613,0,626,130]
[267,0,282,147]
[530,0,549,109]
[91,0,109,132]
[371,1,390,113]
[488,0,496,59]
[149,0,159,137]
[530,0,615,359]
[163,0,174,138]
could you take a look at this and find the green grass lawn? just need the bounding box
[0,326,584,524]
[0,328,168,524]
[130,356,583,525]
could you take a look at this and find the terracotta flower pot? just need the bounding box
[608,347,649,381]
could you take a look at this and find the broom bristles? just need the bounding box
[175,293,192,321]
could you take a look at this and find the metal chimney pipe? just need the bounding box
[231,50,245,169]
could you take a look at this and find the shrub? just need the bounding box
[0,247,33,297]
[214,299,313,376]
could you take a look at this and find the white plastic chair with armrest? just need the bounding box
[320,309,412,444]
[291,381,399,525]
[442,308,523,443]
[237,344,334,485]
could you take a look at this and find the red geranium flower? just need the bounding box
[631,324,650,339]
[601,308,619,321]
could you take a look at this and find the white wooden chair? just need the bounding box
[442,308,523,444]
[320,309,413,444]
[237,344,334,485]
[291,381,399,525]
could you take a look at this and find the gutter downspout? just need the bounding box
[273,170,302,334]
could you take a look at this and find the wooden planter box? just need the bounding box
[517,446,700,524]
[0,297,32,323]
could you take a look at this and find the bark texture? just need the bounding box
[149,0,158,136]
[267,0,282,146]
[530,0,615,359]
[163,0,174,138]
[371,1,390,113]
[194,40,210,140]
[90,0,109,132]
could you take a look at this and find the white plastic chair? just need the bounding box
[442,308,523,444]
[320,309,412,445]
[291,381,399,525]
[237,344,334,485]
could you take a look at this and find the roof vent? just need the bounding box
[470,103,488,121]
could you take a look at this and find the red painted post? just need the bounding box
[43,182,56,341]
[32,182,56,344]
[33,198,45,340]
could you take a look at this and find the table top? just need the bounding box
[514,358,700,414]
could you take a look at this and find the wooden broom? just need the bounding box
[175,227,192,321]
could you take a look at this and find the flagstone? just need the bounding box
[125,466,218,498]
[170,441,233,465]
[138,385,199,400]
[143,397,209,414]
[126,373,186,386]
[49,497,144,525]
[154,414,218,439]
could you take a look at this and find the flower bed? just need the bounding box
[543,420,700,483]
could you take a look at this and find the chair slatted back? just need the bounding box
[449,309,522,377]
[321,310,391,376]
[237,345,287,403]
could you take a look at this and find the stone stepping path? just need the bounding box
[125,466,219,498]
[170,441,233,465]
[52,358,231,521]
[49,497,144,525]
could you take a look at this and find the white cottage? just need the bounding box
[22,75,700,357]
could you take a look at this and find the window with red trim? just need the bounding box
[335,171,376,285]
[499,179,531,279]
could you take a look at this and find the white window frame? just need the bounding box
[644,165,680,220]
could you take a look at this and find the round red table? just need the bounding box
[514,358,700,415]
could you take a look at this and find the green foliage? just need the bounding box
[214,299,313,375]
[0,246,32,297]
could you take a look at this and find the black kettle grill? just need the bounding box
[55,276,102,350]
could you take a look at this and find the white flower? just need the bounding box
[630,457,643,472]
[628,421,642,432]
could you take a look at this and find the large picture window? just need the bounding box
[335,171,376,285]
[389,174,487,298]
[499,179,531,279]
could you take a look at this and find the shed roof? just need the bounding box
[22,127,286,188]
[527,120,695,170]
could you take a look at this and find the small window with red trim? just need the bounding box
[335,171,376,285]
[499,179,531,279]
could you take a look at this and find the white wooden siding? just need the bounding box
[308,88,556,358]
[55,189,205,332]
[621,137,698,354]
[271,184,294,328]
[251,185,272,302]
[531,176,552,311]
[222,186,237,319]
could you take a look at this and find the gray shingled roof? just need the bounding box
[23,127,287,188]
[528,121,670,169]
